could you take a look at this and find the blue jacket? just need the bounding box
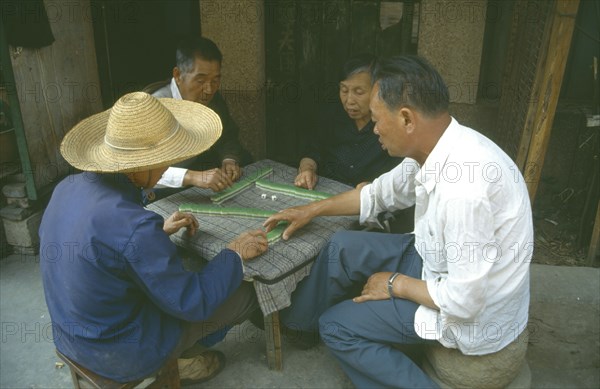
[39,172,243,382]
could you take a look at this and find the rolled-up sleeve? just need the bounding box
[359,159,418,226]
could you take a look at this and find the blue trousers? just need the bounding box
[281,231,439,389]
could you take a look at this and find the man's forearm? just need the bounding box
[307,187,362,218]
[182,170,201,187]
[393,275,438,310]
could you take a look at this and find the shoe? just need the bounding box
[178,349,226,386]
[282,326,319,350]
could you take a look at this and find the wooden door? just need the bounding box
[91,0,200,108]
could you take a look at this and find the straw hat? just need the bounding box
[60,92,222,173]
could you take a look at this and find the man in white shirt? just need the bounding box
[263,55,533,388]
[152,36,251,195]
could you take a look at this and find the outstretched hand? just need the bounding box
[263,205,313,240]
[163,211,199,236]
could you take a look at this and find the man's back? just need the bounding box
[39,173,181,381]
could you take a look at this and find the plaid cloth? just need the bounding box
[147,159,358,315]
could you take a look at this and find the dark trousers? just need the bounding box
[171,281,257,358]
[281,231,439,389]
[169,247,258,357]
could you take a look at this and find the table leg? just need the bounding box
[264,311,283,370]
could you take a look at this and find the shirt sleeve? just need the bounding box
[156,167,187,188]
[359,158,418,225]
[125,213,244,322]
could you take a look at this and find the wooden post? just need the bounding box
[520,0,580,202]
[588,200,600,266]
[0,22,37,200]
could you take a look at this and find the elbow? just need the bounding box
[440,290,486,321]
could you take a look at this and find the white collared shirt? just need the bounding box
[359,118,533,355]
[155,78,187,188]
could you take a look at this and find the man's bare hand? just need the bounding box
[163,211,199,236]
[353,272,394,303]
[263,205,314,240]
[295,158,318,190]
[294,170,318,190]
[222,159,242,182]
[186,168,233,192]
[227,229,268,261]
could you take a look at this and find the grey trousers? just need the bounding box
[281,231,439,389]
[171,280,257,358]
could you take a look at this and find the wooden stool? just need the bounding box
[56,350,180,389]
[421,331,530,389]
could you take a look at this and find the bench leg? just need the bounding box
[264,311,283,371]
[69,369,82,389]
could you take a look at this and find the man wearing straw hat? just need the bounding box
[39,92,268,384]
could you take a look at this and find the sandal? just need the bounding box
[178,349,226,386]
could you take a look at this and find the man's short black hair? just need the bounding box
[340,53,378,82]
[372,55,449,117]
[176,36,223,74]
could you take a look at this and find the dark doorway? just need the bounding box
[91,0,200,108]
[264,0,419,166]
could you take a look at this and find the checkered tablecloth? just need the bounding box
[147,159,358,315]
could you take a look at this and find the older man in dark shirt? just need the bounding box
[152,36,251,193]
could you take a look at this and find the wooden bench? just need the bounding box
[55,350,180,389]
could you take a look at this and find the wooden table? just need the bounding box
[147,159,357,369]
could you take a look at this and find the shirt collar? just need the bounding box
[415,116,462,194]
[169,78,183,100]
[94,173,144,204]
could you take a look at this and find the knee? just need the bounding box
[321,231,355,264]
[328,231,354,248]
[314,232,350,269]
[318,310,339,344]
[318,308,352,349]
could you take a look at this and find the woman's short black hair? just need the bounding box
[340,53,378,82]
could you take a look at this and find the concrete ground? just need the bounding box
[0,254,598,389]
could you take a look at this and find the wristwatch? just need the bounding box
[388,272,401,298]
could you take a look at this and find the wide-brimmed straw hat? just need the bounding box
[60,92,222,173]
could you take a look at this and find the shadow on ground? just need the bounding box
[0,254,598,388]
